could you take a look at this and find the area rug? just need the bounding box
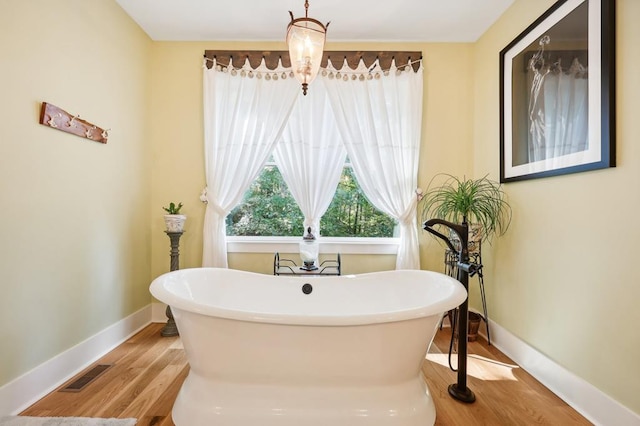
[0,417,136,426]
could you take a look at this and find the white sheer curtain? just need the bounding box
[274,84,347,236]
[528,58,589,163]
[202,59,299,267]
[323,61,424,270]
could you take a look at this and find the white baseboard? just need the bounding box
[0,305,152,416]
[485,320,640,426]
[152,302,169,323]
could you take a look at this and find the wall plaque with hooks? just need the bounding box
[39,102,109,144]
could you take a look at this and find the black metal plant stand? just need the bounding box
[424,218,476,404]
[161,230,183,337]
[445,248,491,345]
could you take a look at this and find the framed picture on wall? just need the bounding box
[499,0,615,183]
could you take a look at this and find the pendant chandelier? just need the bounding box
[286,0,329,95]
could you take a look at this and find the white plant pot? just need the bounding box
[164,214,187,233]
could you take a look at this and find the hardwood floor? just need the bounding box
[21,323,590,425]
[423,331,590,425]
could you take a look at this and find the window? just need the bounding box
[226,159,397,238]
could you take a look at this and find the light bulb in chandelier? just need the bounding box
[286,0,330,95]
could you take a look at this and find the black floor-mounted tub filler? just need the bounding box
[423,218,478,403]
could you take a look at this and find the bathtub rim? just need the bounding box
[150,267,467,327]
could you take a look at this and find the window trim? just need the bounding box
[226,236,400,255]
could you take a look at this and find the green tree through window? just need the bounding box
[226,165,396,237]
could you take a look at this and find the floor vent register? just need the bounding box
[59,364,113,392]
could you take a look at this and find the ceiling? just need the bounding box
[115,0,515,43]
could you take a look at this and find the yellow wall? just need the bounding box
[474,0,640,414]
[148,41,475,278]
[0,0,152,386]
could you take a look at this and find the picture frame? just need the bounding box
[499,0,615,183]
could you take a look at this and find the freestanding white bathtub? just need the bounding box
[150,267,466,426]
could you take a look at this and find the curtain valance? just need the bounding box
[204,50,422,72]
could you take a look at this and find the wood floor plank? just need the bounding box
[94,349,182,418]
[135,415,171,426]
[119,364,185,419]
[141,365,189,418]
[20,323,591,426]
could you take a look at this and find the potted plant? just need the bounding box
[420,174,511,253]
[163,202,186,233]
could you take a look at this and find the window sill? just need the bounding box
[226,236,400,255]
